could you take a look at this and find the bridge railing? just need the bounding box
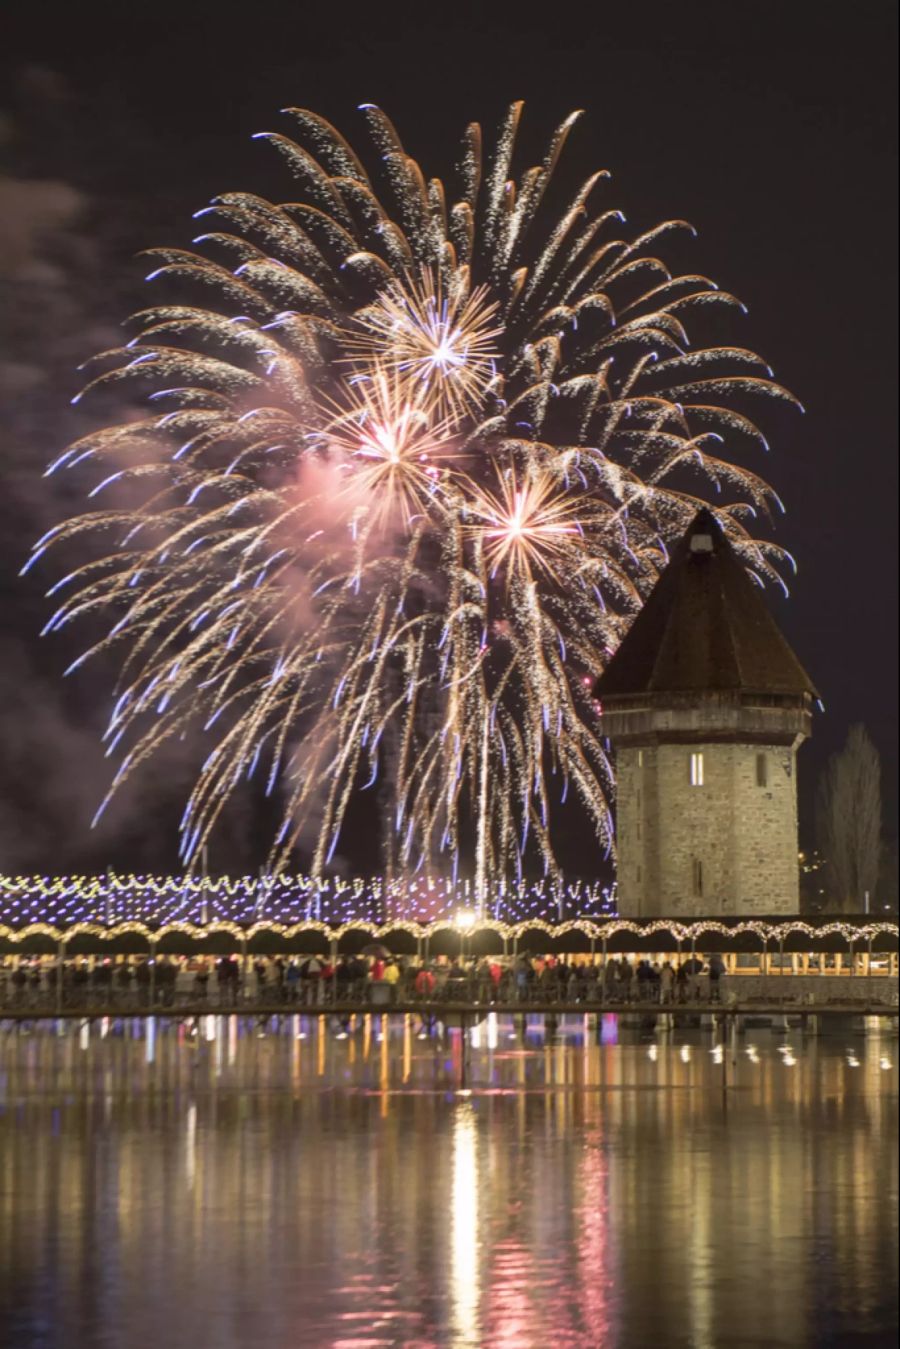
[1,971,897,1017]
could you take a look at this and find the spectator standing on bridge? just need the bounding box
[136,960,150,1006]
[333,957,351,1000]
[11,965,27,1003]
[619,959,634,1002]
[194,963,209,1002]
[397,959,415,1001]
[414,966,436,999]
[226,957,242,1004]
[604,958,619,999]
[272,958,287,1001]
[488,960,503,1001]
[301,956,323,1005]
[513,957,529,1002]
[383,960,400,1004]
[116,964,133,1001]
[660,962,675,1005]
[708,953,725,1003]
[651,962,663,1002]
[431,960,448,996]
[348,956,367,1000]
[675,961,689,1003]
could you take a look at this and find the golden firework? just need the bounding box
[30,102,800,891]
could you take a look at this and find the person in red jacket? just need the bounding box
[414,966,436,997]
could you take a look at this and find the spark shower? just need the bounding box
[26,102,799,890]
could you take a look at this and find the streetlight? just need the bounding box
[455,908,476,964]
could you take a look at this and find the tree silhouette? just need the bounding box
[816,725,881,912]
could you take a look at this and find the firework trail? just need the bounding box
[27,102,799,891]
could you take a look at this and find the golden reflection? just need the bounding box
[451,1101,480,1344]
[380,1024,389,1118]
[0,1020,895,1348]
[185,1102,197,1190]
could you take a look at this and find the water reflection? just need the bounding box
[451,1103,480,1344]
[0,1015,896,1348]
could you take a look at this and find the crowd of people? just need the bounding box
[0,950,728,1010]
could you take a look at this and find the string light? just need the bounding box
[0,873,895,948]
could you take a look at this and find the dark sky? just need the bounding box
[1,0,897,877]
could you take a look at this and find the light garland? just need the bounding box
[0,912,895,948]
[0,872,616,929]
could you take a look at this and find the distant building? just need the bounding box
[595,510,816,917]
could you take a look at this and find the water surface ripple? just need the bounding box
[0,1014,896,1348]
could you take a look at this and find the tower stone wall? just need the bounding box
[615,739,801,916]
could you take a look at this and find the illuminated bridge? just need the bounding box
[0,874,896,1021]
[0,873,895,968]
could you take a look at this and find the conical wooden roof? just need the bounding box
[595,510,817,699]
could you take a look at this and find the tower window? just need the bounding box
[756,753,768,787]
[692,858,703,897]
[637,750,644,768]
[689,752,704,786]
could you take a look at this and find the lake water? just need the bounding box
[0,1014,896,1348]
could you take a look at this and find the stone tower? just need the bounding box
[595,510,816,917]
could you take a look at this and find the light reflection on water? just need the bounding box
[0,1014,896,1348]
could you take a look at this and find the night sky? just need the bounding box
[1,1,896,881]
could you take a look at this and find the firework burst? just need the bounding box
[321,365,456,528]
[346,269,503,421]
[470,465,584,581]
[29,101,799,890]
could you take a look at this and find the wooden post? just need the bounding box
[56,938,64,1014]
[601,934,607,1007]
[201,846,209,927]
